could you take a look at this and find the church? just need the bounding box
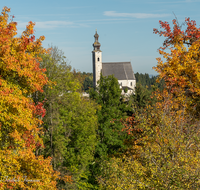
[92,30,136,94]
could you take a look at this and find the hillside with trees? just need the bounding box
[135,72,164,90]
[80,72,165,92]
[0,6,199,190]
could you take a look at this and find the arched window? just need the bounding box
[98,57,100,61]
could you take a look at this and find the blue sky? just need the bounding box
[1,0,200,75]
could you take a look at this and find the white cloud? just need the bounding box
[17,21,75,30]
[16,20,91,31]
[104,11,170,19]
[35,21,74,29]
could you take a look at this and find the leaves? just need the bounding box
[98,18,200,189]
[0,7,58,189]
[35,47,98,189]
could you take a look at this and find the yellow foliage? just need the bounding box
[0,7,59,189]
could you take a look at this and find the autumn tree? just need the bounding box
[153,17,200,116]
[98,18,200,189]
[99,97,200,189]
[0,7,59,189]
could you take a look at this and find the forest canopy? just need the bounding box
[0,6,199,189]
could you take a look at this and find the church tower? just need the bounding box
[92,30,102,87]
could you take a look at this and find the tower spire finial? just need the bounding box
[93,30,101,51]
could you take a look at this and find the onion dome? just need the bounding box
[93,30,101,51]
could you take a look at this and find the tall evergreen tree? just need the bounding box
[89,74,129,158]
[88,74,132,187]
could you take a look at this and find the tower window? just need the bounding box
[98,57,100,61]
[131,82,132,86]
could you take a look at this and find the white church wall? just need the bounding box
[118,79,136,89]
[118,79,136,95]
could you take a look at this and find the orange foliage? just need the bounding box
[154,18,200,101]
[153,18,200,120]
[0,7,59,189]
[99,18,200,189]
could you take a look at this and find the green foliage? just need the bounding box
[35,46,98,189]
[88,74,132,188]
[99,102,200,189]
[124,87,128,93]
[130,74,162,112]
[89,74,129,158]
[132,83,151,109]
[83,76,93,91]
[131,83,157,111]
[135,72,164,90]
[59,94,98,169]
[97,18,200,190]
[72,70,93,92]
